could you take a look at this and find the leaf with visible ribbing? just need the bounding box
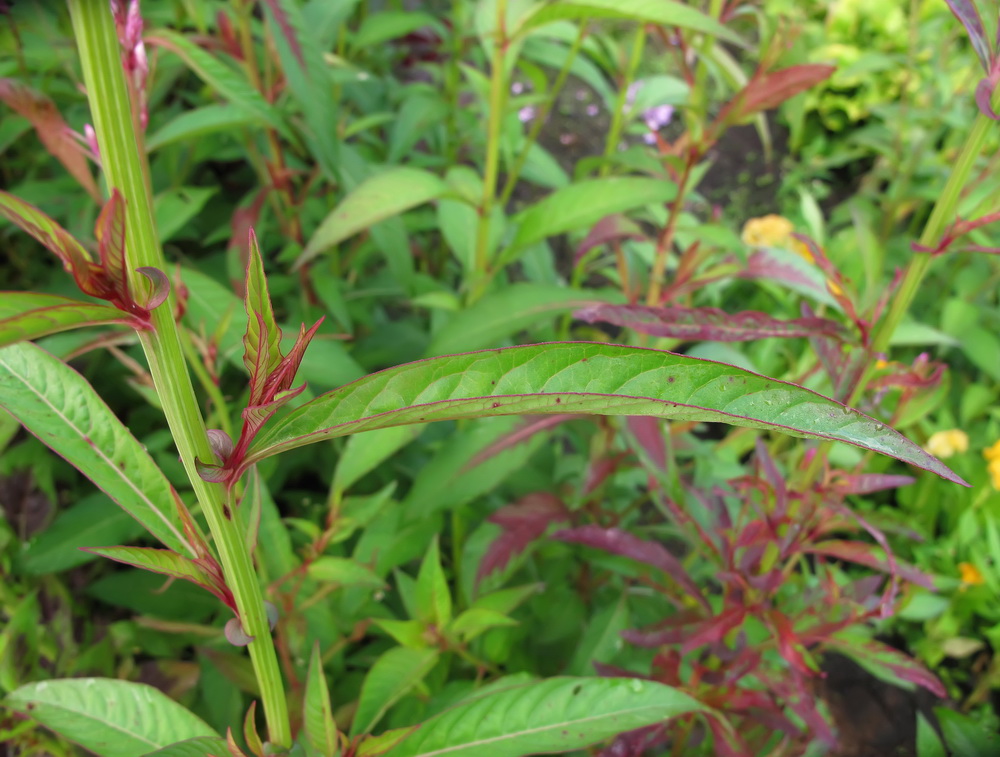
[0,190,93,281]
[304,643,340,757]
[4,678,218,757]
[241,343,964,485]
[84,546,217,593]
[0,293,129,348]
[0,342,195,555]
[370,677,708,757]
[243,229,282,398]
[142,737,229,757]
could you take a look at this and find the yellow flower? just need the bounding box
[988,458,1000,491]
[741,215,794,248]
[959,562,985,586]
[925,429,969,459]
[984,440,1000,462]
[875,359,889,370]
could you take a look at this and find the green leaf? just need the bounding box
[19,493,146,575]
[0,293,128,349]
[374,676,707,757]
[332,425,425,496]
[916,713,946,757]
[304,643,340,757]
[935,707,1000,755]
[509,177,676,251]
[517,0,742,45]
[143,737,230,757]
[0,190,93,273]
[0,343,196,554]
[85,546,218,593]
[308,557,385,589]
[450,608,518,642]
[146,104,257,152]
[4,678,217,757]
[153,187,216,243]
[416,537,452,628]
[147,30,289,137]
[243,343,963,484]
[243,230,283,384]
[298,167,450,267]
[350,647,439,737]
[426,284,619,356]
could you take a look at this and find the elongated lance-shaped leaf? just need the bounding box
[242,343,964,484]
[0,189,93,277]
[0,342,196,555]
[0,293,131,348]
[94,189,129,303]
[576,303,849,342]
[304,643,340,757]
[84,546,234,608]
[243,229,283,400]
[370,676,709,757]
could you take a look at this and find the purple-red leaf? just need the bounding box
[574,214,646,264]
[463,415,582,472]
[478,493,570,584]
[95,190,129,303]
[826,638,946,697]
[553,525,709,610]
[225,617,254,646]
[576,303,847,342]
[976,76,1000,119]
[0,78,101,202]
[207,429,235,460]
[721,65,836,124]
[804,540,935,590]
[944,0,993,72]
[829,473,915,495]
[136,266,171,310]
[627,416,666,471]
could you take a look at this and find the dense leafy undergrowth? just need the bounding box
[1,1,1000,756]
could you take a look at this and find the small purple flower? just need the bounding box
[644,104,674,131]
[518,105,536,123]
[586,103,599,117]
[511,81,524,94]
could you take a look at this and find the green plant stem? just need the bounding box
[601,25,646,176]
[470,0,508,302]
[498,23,586,207]
[68,0,290,746]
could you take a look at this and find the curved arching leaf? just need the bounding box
[243,343,963,484]
[4,678,217,757]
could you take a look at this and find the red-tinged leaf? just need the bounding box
[84,546,224,597]
[680,606,746,653]
[621,610,704,648]
[804,540,935,590]
[95,190,129,303]
[226,727,251,757]
[575,303,848,342]
[260,0,306,68]
[463,415,582,472]
[196,458,229,483]
[767,610,813,675]
[755,438,788,517]
[627,417,665,471]
[827,639,946,697]
[975,76,1000,119]
[241,343,965,486]
[945,0,992,72]
[0,190,94,282]
[478,493,570,584]
[243,230,283,398]
[741,249,835,304]
[0,293,132,349]
[554,526,709,611]
[208,429,235,460]
[574,214,646,264]
[0,78,101,202]
[721,65,835,125]
[829,473,915,495]
[136,266,171,310]
[583,452,628,495]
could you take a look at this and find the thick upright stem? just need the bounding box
[68,0,290,746]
